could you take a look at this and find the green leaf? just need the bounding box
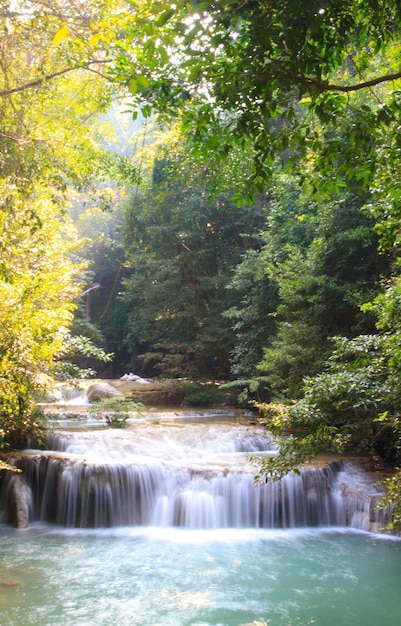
[147,3,171,14]
[129,79,137,95]
[137,74,150,88]
[144,39,155,59]
[158,45,169,64]
[157,8,175,26]
[189,2,210,14]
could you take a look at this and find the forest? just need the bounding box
[1,0,401,527]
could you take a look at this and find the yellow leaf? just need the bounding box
[88,33,102,46]
[52,26,70,46]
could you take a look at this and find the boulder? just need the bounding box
[8,475,31,529]
[109,379,186,405]
[86,382,123,404]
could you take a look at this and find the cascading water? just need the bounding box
[1,409,400,626]
[0,414,390,531]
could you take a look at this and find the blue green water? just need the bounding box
[1,525,400,626]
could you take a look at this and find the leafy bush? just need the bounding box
[380,471,401,534]
[89,397,144,427]
[220,376,271,405]
[256,334,401,480]
[182,383,221,406]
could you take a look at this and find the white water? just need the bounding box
[0,414,389,531]
[0,411,400,625]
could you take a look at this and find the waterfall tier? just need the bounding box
[0,418,391,531]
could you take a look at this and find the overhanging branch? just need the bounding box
[0,60,112,98]
[283,70,401,94]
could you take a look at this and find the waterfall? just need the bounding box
[0,455,390,531]
[0,418,392,531]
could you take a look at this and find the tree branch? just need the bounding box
[0,60,112,98]
[282,69,401,94]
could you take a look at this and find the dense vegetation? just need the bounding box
[1,0,401,522]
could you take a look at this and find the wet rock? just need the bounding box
[8,475,31,529]
[86,382,123,403]
[108,379,186,406]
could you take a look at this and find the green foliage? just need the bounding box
[0,186,84,448]
[181,383,221,407]
[380,471,401,533]
[224,250,278,378]
[72,204,133,375]
[0,372,42,449]
[220,377,271,405]
[122,134,266,378]
[89,397,144,427]
[116,1,401,209]
[254,401,345,481]
[225,178,386,400]
[292,350,391,456]
[256,332,401,480]
[254,424,342,483]
[53,335,113,380]
[255,187,385,397]
[0,0,126,446]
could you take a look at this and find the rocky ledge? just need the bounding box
[46,377,209,407]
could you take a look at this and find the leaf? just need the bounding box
[141,104,153,117]
[147,3,171,14]
[189,2,210,14]
[184,23,201,45]
[158,45,169,64]
[129,75,149,94]
[137,74,150,88]
[52,26,70,47]
[88,33,103,46]
[129,79,137,95]
[157,8,175,26]
[144,39,155,59]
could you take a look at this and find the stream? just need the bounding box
[0,407,400,625]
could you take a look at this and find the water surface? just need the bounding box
[2,410,398,624]
[1,525,400,626]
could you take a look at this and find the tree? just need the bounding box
[224,174,388,399]
[0,185,83,447]
[257,330,401,481]
[259,188,387,396]
[116,1,401,209]
[0,0,127,447]
[122,133,267,378]
[224,249,278,379]
[71,204,132,376]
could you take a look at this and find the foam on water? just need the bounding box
[1,401,399,624]
[0,522,400,626]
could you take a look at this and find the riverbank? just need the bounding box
[45,377,238,408]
